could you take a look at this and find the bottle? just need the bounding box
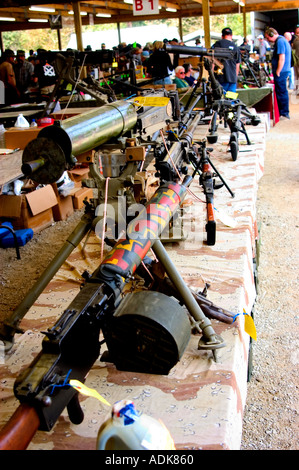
[30,119,37,128]
[96,400,176,450]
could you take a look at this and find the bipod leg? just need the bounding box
[152,240,225,361]
[0,210,95,351]
[239,121,252,145]
[207,155,235,198]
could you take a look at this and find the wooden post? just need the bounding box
[202,0,211,48]
[243,7,247,38]
[72,1,84,52]
[178,17,183,41]
[117,22,121,45]
[57,28,62,50]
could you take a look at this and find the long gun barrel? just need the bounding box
[164,43,235,60]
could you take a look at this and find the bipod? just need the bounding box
[192,140,235,198]
[190,140,234,246]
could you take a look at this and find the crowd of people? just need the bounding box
[0,26,299,121]
[0,48,57,105]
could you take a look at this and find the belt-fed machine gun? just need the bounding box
[202,57,261,160]
[0,175,234,450]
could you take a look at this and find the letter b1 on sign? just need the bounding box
[133,0,159,16]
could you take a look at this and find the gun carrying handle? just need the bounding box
[0,403,40,450]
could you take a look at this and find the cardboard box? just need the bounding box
[0,185,57,233]
[68,167,90,183]
[4,127,41,150]
[51,183,74,221]
[72,187,94,210]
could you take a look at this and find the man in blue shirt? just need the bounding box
[212,27,241,93]
[265,27,292,120]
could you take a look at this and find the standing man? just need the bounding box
[265,27,292,120]
[256,34,270,62]
[14,50,35,101]
[291,26,299,95]
[212,27,241,93]
[0,49,20,105]
[284,32,294,90]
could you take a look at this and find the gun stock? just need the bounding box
[0,403,40,450]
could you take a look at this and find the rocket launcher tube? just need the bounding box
[96,177,192,282]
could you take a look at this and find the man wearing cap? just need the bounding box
[212,27,241,93]
[257,34,270,62]
[0,49,20,104]
[265,27,291,120]
[14,50,35,101]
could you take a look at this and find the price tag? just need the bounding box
[133,0,159,16]
[244,314,257,340]
[225,91,238,99]
[133,96,170,107]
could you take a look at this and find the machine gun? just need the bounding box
[0,176,228,450]
[207,97,261,160]
[200,56,261,159]
[238,49,268,88]
[187,139,234,246]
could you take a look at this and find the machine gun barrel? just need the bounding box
[164,44,235,60]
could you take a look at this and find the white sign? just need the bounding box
[133,0,159,16]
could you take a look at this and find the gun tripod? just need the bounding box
[190,139,234,245]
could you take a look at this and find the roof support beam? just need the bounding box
[72,1,83,51]
[202,0,211,48]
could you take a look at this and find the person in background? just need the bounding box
[195,38,202,47]
[141,50,150,65]
[130,43,143,66]
[183,63,196,86]
[265,27,291,120]
[14,50,35,101]
[146,40,173,85]
[0,49,20,105]
[291,26,299,95]
[172,65,189,91]
[212,27,241,93]
[240,37,251,54]
[284,32,294,90]
[256,34,270,62]
[169,38,179,67]
[34,49,57,99]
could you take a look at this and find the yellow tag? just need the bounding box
[133,97,170,107]
[70,380,111,406]
[243,310,257,340]
[225,91,238,99]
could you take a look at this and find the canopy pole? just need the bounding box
[202,0,211,48]
[72,1,84,52]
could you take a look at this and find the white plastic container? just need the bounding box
[14,114,30,128]
[96,400,175,450]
